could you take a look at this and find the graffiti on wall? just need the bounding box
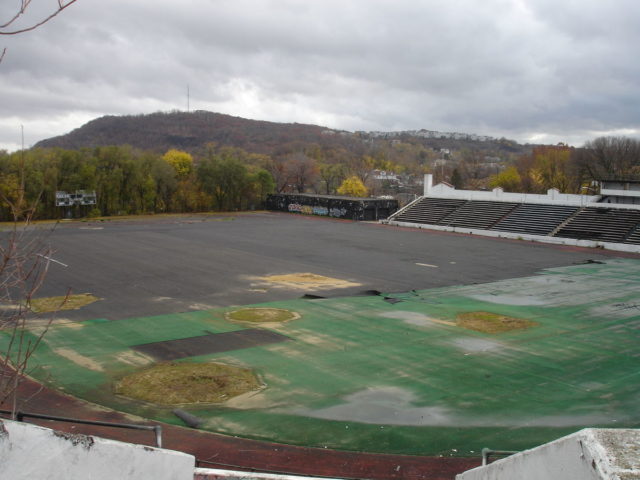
[329,207,347,218]
[288,203,332,217]
[268,194,397,221]
[313,206,328,216]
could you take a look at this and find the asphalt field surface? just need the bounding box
[33,211,630,322]
[3,211,639,479]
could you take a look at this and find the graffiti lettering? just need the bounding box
[313,206,328,216]
[289,203,346,217]
[329,207,347,218]
[288,203,331,216]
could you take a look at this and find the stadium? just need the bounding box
[2,180,639,479]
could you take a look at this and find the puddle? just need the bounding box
[298,386,453,426]
[296,386,619,427]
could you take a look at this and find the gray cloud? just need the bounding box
[1,0,640,150]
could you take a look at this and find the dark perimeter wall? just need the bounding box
[266,194,398,221]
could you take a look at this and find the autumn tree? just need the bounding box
[163,149,193,179]
[488,166,522,192]
[348,155,376,184]
[529,146,573,193]
[248,168,275,207]
[337,176,368,197]
[285,152,318,193]
[318,163,347,195]
[266,156,292,193]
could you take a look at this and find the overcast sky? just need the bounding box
[1,0,639,151]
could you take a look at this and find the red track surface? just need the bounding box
[2,376,480,480]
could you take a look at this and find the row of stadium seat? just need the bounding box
[391,198,640,244]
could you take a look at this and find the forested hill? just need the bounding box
[34,111,345,154]
[34,110,530,157]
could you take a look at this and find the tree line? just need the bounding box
[486,137,640,194]
[0,145,277,221]
[0,143,417,221]
[1,135,637,221]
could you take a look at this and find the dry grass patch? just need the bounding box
[29,293,100,313]
[456,311,538,333]
[259,273,361,290]
[226,307,300,323]
[115,362,261,405]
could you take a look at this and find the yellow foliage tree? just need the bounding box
[337,176,368,197]
[488,166,522,192]
[529,147,571,192]
[163,149,193,179]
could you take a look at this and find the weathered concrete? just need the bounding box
[456,429,640,480]
[0,419,195,480]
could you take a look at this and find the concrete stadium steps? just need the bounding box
[491,204,579,236]
[389,197,640,249]
[393,197,466,224]
[623,224,640,245]
[554,207,640,243]
[439,201,518,229]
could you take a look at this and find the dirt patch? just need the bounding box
[30,293,100,313]
[257,273,361,290]
[226,308,300,323]
[54,348,104,372]
[114,362,261,405]
[456,311,538,333]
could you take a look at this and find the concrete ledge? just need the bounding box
[386,220,640,254]
[0,419,194,480]
[456,428,640,480]
[194,467,343,480]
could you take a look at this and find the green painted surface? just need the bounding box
[2,259,639,456]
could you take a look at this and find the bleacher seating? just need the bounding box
[624,225,640,245]
[554,207,640,243]
[438,201,518,229]
[393,197,466,225]
[491,204,579,236]
[389,197,640,247]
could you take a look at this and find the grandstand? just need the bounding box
[386,175,640,251]
[2,211,639,480]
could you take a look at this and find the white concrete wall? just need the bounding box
[425,182,601,206]
[456,429,640,480]
[0,419,195,480]
[387,220,640,254]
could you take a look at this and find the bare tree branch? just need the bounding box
[0,0,78,36]
[1,0,78,63]
[0,0,32,29]
[0,217,58,414]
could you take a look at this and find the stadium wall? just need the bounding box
[266,193,398,221]
[0,419,194,480]
[456,428,640,480]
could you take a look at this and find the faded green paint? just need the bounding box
[2,259,639,456]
